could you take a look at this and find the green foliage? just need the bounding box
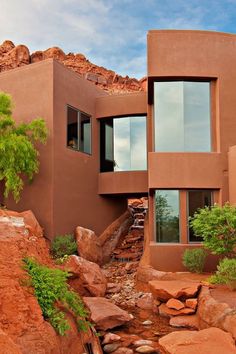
[182,248,207,273]
[0,92,48,202]
[209,258,236,290]
[23,257,89,335]
[51,234,77,258]
[190,203,236,258]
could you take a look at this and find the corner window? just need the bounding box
[67,106,91,154]
[155,190,180,243]
[154,81,211,152]
[100,116,147,172]
[188,190,212,242]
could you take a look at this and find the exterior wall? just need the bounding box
[148,152,223,189]
[98,171,148,194]
[146,30,236,271]
[0,61,54,236]
[95,92,147,119]
[52,61,127,238]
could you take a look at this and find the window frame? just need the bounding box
[100,115,147,172]
[153,79,213,153]
[66,105,92,155]
[154,189,181,244]
[187,189,213,244]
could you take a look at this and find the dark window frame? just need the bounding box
[67,105,92,155]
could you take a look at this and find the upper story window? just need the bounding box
[154,81,211,152]
[100,116,147,172]
[67,106,91,154]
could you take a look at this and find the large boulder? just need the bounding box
[198,286,236,340]
[149,280,201,301]
[75,226,102,264]
[159,327,236,354]
[136,265,167,283]
[64,255,107,297]
[83,297,132,330]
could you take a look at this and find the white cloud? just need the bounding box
[0,0,235,78]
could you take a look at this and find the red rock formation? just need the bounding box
[0,209,102,353]
[0,40,146,93]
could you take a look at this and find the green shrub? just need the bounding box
[0,92,48,202]
[51,234,77,258]
[23,257,89,335]
[210,258,236,290]
[182,248,207,273]
[190,203,236,258]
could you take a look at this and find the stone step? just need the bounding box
[133,213,145,219]
[130,225,144,230]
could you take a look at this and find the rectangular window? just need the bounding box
[154,81,211,152]
[67,106,91,154]
[155,190,180,243]
[188,190,212,242]
[100,116,147,172]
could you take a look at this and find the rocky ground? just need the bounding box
[0,203,236,354]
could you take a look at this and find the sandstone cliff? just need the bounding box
[0,40,146,93]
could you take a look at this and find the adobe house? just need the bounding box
[1,29,236,271]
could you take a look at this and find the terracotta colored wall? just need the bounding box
[95,92,147,118]
[228,145,236,205]
[148,152,223,189]
[0,61,54,235]
[98,171,148,194]
[149,243,219,272]
[52,61,127,238]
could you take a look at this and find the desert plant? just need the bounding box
[182,248,207,273]
[210,258,236,290]
[0,92,48,202]
[51,234,77,258]
[23,257,89,335]
[190,203,236,258]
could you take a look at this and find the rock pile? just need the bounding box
[149,280,201,330]
[0,40,147,94]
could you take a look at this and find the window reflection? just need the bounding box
[154,81,211,152]
[100,116,147,172]
[155,190,180,243]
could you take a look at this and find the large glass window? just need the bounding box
[155,190,180,243]
[67,106,91,154]
[188,190,212,242]
[154,81,211,152]
[100,116,147,172]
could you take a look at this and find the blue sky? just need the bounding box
[1,0,236,78]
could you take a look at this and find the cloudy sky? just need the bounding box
[0,0,236,78]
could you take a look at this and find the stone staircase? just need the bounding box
[111,200,148,262]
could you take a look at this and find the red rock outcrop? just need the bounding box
[149,280,201,301]
[0,40,146,93]
[75,226,103,264]
[64,255,107,297]
[0,209,103,353]
[159,327,236,354]
[83,297,132,330]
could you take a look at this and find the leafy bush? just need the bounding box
[190,203,236,258]
[23,257,89,335]
[51,234,77,258]
[0,92,48,202]
[182,248,207,273]
[209,258,236,290]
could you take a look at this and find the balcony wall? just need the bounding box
[148,152,223,189]
[98,171,148,195]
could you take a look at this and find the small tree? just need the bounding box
[190,203,236,258]
[0,92,48,202]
